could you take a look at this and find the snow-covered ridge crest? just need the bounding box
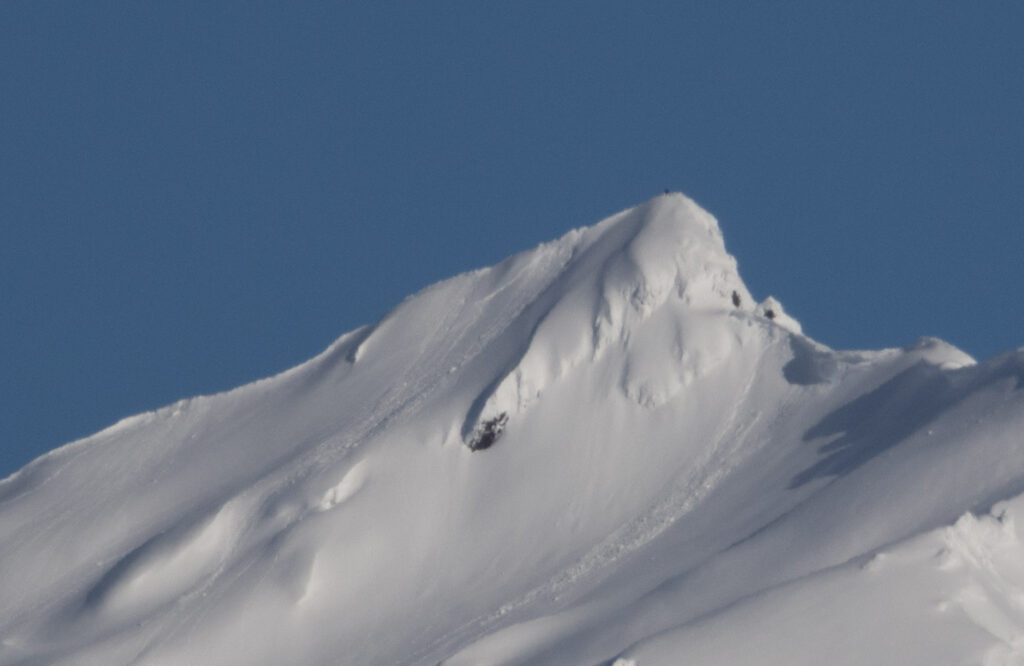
[595,192,750,333]
[465,192,753,441]
[6,191,1022,666]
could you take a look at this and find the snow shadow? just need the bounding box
[789,362,953,488]
[790,353,1024,488]
[783,336,839,385]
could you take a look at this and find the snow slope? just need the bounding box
[1,193,1023,665]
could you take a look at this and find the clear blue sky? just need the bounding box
[3,2,1023,478]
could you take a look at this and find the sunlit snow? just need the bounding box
[2,193,1023,665]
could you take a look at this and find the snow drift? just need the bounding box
[1,193,1023,665]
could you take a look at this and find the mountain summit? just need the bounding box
[2,194,1023,665]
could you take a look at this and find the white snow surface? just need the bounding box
[2,193,1024,665]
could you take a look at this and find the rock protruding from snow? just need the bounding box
[756,296,801,334]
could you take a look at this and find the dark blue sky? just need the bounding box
[3,2,1023,478]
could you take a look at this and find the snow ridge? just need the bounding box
[2,193,1023,666]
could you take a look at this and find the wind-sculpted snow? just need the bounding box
[613,493,1024,666]
[462,195,750,440]
[1,193,1023,665]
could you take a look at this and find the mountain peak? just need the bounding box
[459,192,759,441]
[9,193,1017,666]
[586,191,751,313]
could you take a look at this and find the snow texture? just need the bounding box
[1,192,1023,665]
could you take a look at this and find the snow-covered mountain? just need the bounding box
[2,193,1023,666]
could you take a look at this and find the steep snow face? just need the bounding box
[1,193,1023,666]
[462,194,751,435]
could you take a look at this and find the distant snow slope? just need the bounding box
[2,193,1023,666]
